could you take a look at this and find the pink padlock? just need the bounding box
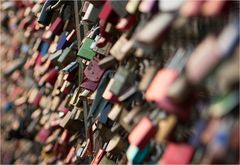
[128,116,157,150]
[146,68,189,119]
[159,143,195,164]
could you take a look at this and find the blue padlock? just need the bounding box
[56,32,68,50]
[40,42,50,56]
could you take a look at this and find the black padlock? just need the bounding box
[38,0,59,26]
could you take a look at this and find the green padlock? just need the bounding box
[77,37,96,60]
[57,42,77,69]
[110,61,137,96]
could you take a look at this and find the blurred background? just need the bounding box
[0,0,239,164]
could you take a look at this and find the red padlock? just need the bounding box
[128,116,158,150]
[49,17,64,35]
[45,68,59,86]
[98,1,118,25]
[159,143,194,164]
[32,91,42,107]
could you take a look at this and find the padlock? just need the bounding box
[57,41,77,69]
[39,95,49,109]
[154,115,177,144]
[98,1,118,25]
[49,49,63,66]
[119,106,142,132]
[105,135,127,155]
[82,3,101,24]
[98,1,119,39]
[98,56,117,69]
[110,62,137,96]
[32,91,42,107]
[186,19,239,86]
[62,61,79,73]
[58,101,70,117]
[128,115,158,150]
[84,57,105,82]
[107,104,122,121]
[80,78,99,92]
[77,37,96,60]
[186,35,218,85]
[145,68,189,119]
[159,143,195,164]
[102,78,118,103]
[28,88,39,104]
[39,68,58,86]
[136,13,176,45]
[37,0,58,26]
[110,34,133,61]
[40,41,50,56]
[91,38,113,56]
[44,17,64,39]
[139,66,158,92]
[60,80,73,95]
[59,111,84,133]
[56,32,68,50]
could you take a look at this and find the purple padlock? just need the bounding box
[84,57,105,82]
[80,78,99,92]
